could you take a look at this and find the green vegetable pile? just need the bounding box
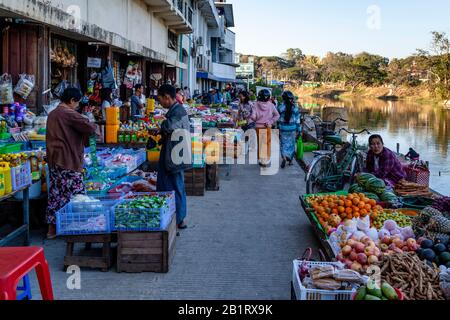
[114,196,168,230]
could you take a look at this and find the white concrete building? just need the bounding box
[180,0,237,96]
[0,0,196,110]
[236,54,256,87]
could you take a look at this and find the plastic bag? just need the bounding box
[14,74,35,99]
[101,60,116,89]
[53,80,69,98]
[0,73,14,105]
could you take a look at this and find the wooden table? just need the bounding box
[0,185,30,247]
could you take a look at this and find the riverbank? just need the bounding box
[292,84,444,105]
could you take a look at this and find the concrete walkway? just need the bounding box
[28,163,319,300]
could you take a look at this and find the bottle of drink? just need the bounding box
[29,152,40,181]
[118,126,125,144]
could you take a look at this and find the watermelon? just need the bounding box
[357,173,376,188]
[365,177,386,195]
[364,192,380,201]
[380,192,398,202]
[349,184,365,193]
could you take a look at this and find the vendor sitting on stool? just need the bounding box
[365,134,407,188]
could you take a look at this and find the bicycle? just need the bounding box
[304,115,348,150]
[305,128,371,194]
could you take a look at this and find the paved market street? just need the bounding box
[29,163,318,300]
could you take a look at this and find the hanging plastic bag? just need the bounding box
[0,74,14,105]
[14,74,35,99]
[101,60,117,89]
[53,80,69,98]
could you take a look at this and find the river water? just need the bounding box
[299,98,450,196]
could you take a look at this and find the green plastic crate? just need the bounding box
[0,132,11,140]
[0,143,23,154]
[303,142,319,152]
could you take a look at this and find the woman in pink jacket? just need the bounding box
[251,89,280,166]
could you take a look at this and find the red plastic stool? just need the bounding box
[0,247,54,300]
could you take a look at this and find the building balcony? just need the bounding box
[212,62,236,81]
[197,0,220,28]
[145,0,193,34]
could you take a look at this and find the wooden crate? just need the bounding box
[184,167,205,196]
[117,215,177,273]
[64,234,115,272]
[206,164,220,191]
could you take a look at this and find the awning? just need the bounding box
[196,71,237,83]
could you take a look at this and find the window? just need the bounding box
[168,31,178,51]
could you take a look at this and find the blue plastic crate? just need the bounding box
[112,192,175,231]
[85,176,125,196]
[56,199,119,236]
[30,141,46,150]
[123,191,176,217]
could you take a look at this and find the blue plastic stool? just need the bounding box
[16,275,32,300]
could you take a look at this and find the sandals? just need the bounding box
[46,233,57,240]
[178,222,188,230]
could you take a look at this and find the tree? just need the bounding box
[282,48,304,65]
[430,31,450,99]
[350,52,389,90]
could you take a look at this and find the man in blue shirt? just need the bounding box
[131,84,144,121]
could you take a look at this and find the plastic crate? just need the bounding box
[112,192,176,231]
[10,161,32,191]
[303,142,319,152]
[123,191,176,216]
[292,260,356,300]
[55,200,115,236]
[103,166,127,180]
[66,197,120,214]
[0,132,11,140]
[30,141,46,150]
[107,175,142,194]
[86,179,122,197]
[0,143,23,154]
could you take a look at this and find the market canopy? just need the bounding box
[196,71,237,83]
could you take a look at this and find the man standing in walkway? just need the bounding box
[157,84,192,230]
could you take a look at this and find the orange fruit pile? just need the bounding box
[306,193,384,233]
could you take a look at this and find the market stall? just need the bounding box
[296,172,450,300]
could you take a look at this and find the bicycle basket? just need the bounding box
[314,121,336,138]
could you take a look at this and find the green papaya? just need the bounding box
[354,286,367,301]
[381,282,399,300]
[366,278,383,298]
[365,294,382,301]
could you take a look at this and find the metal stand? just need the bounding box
[0,186,31,247]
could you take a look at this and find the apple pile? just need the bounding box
[378,236,419,255]
[337,236,382,273]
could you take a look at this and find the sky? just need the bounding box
[226,0,450,59]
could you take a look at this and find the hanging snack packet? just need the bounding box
[14,74,35,99]
[0,73,14,105]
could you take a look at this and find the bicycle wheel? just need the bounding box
[349,151,365,186]
[306,156,336,194]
